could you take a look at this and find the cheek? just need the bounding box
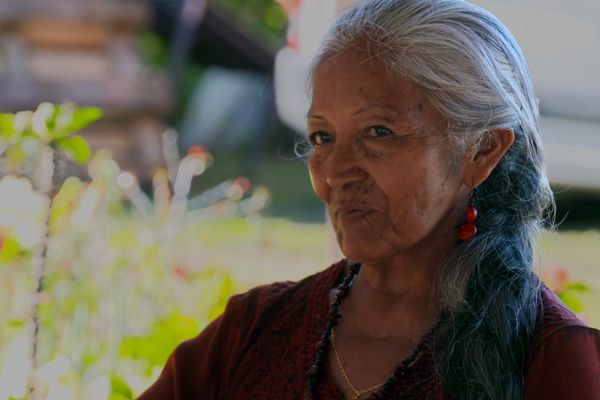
[390,165,457,228]
[379,159,446,221]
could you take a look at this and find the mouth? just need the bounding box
[336,206,375,223]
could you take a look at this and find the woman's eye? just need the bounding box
[367,125,393,138]
[309,131,333,146]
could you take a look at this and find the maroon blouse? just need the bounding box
[138,260,600,399]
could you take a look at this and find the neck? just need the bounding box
[341,229,456,339]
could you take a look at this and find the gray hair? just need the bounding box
[309,0,555,398]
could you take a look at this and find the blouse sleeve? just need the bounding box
[524,326,600,399]
[136,291,252,400]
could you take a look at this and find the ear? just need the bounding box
[461,128,515,188]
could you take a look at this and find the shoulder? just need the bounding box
[524,286,600,399]
[214,259,347,394]
[188,259,346,359]
[137,260,347,399]
[530,285,588,344]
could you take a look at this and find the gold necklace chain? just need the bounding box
[331,327,386,400]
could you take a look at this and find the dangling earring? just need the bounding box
[459,193,478,242]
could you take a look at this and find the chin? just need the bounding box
[338,235,394,265]
[336,224,423,265]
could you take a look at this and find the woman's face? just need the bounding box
[307,49,468,265]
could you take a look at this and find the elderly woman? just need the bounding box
[139,0,600,399]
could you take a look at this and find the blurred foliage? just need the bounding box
[0,104,268,399]
[137,0,287,121]
[136,30,169,69]
[542,267,590,313]
[0,103,100,179]
[192,149,323,221]
[210,0,288,47]
[136,31,205,121]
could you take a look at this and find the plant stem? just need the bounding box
[27,147,57,399]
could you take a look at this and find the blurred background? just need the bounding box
[0,0,598,398]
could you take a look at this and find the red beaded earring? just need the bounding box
[459,195,478,242]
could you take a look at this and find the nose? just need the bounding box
[325,145,367,190]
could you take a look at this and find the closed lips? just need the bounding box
[336,205,374,214]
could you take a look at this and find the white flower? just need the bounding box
[0,175,48,249]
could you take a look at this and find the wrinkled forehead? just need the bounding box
[310,37,389,88]
[309,49,443,127]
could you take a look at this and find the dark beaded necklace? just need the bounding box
[305,262,444,400]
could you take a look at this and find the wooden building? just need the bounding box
[0,0,172,178]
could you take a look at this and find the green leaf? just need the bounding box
[564,282,589,292]
[61,107,103,135]
[207,275,234,320]
[7,319,26,327]
[558,291,584,314]
[110,393,132,400]
[120,315,199,375]
[0,113,15,137]
[110,374,134,400]
[55,135,92,164]
[0,235,20,264]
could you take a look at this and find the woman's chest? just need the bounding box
[226,343,313,400]
[224,336,448,400]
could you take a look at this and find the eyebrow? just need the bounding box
[306,101,401,120]
[352,102,400,116]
